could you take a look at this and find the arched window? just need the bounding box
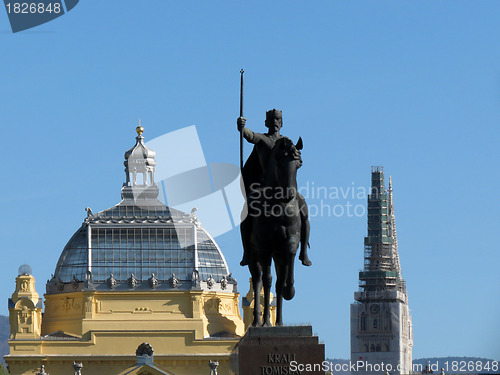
[360,313,366,331]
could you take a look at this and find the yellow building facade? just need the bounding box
[5,128,246,375]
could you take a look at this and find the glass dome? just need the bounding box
[53,199,230,286]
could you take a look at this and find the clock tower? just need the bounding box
[350,167,413,374]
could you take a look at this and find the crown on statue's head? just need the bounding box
[266,108,282,122]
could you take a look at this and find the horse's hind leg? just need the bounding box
[249,263,262,327]
[262,262,272,327]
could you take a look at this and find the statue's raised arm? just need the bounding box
[237,116,272,145]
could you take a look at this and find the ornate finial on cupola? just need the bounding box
[136,119,144,136]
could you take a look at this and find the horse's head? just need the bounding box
[269,137,303,200]
[275,136,302,157]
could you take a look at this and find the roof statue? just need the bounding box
[209,360,219,375]
[136,342,154,357]
[73,362,83,375]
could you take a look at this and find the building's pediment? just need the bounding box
[117,363,175,375]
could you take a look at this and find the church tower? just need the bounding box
[351,167,413,374]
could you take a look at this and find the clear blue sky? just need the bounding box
[1,1,499,360]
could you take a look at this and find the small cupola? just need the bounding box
[8,264,43,339]
[122,123,159,200]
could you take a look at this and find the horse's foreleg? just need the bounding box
[262,263,272,327]
[249,264,262,327]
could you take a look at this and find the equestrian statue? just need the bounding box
[237,108,311,327]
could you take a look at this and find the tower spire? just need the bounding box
[388,175,403,282]
[359,167,405,293]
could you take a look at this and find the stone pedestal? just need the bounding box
[231,325,325,375]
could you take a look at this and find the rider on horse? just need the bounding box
[237,109,311,267]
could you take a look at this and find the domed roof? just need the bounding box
[48,127,235,294]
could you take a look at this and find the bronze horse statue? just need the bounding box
[245,136,310,326]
